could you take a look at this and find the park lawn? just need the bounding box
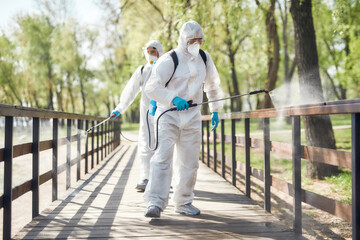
[121,122,140,131]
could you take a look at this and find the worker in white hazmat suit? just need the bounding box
[143,21,223,218]
[111,40,164,192]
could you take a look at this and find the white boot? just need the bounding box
[144,205,161,218]
[175,203,200,216]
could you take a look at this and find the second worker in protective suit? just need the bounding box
[111,40,164,192]
[143,21,223,218]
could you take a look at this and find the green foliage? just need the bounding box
[313,0,360,99]
[0,34,25,105]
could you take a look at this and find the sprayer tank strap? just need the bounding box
[164,49,207,88]
[140,65,144,75]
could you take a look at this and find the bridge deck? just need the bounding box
[14,142,305,239]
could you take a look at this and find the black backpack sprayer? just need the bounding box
[84,89,269,149]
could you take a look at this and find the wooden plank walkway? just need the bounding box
[14,142,307,239]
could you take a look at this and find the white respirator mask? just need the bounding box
[148,55,158,65]
[187,42,200,57]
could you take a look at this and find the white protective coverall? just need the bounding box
[114,40,164,182]
[144,21,223,210]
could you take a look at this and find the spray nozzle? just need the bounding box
[249,89,269,95]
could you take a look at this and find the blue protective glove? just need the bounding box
[172,96,189,111]
[111,110,120,119]
[149,100,157,116]
[211,112,219,131]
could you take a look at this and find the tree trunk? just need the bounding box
[47,66,54,110]
[229,52,242,112]
[290,0,338,179]
[201,93,209,115]
[262,0,279,109]
[223,21,242,113]
[79,68,86,114]
[65,72,76,113]
[278,0,296,112]
[56,81,64,112]
[7,78,23,105]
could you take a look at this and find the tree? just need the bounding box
[16,15,55,110]
[277,0,296,109]
[255,0,280,109]
[0,34,24,105]
[290,0,338,179]
[220,0,251,112]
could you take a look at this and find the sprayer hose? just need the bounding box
[147,108,175,151]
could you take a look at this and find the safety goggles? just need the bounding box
[188,38,204,45]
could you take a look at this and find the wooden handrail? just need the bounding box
[0,103,120,121]
[0,106,122,240]
[200,98,360,238]
[202,98,360,120]
[204,133,352,168]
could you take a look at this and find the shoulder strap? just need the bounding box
[165,50,178,88]
[199,49,207,66]
[165,50,207,88]
[140,65,144,75]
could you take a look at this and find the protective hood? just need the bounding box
[144,40,164,62]
[177,21,205,52]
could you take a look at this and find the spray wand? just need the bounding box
[166,89,269,111]
[86,115,113,134]
[86,114,137,142]
[147,89,270,151]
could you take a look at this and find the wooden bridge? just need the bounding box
[0,99,359,239]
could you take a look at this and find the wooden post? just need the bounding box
[66,119,71,189]
[213,127,217,173]
[114,121,119,147]
[264,118,271,212]
[221,119,225,178]
[352,113,360,240]
[85,120,89,174]
[91,121,95,169]
[105,122,108,157]
[206,121,210,167]
[3,116,13,240]
[32,117,40,218]
[77,120,81,181]
[96,121,100,165]
[119,120,121,147]
[201,121,204,163]
[245,118,251,198]
[292,116,302,234]
[112,122,114,151]
[52,119,58,201]
[110,122,113,152]
[101,123,104,161]
[231,119,236,186]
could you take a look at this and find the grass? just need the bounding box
[207,125,352,204]
[325,171,352,205]
[330,114,351,126]
[121,122,140,131]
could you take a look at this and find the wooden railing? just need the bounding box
[0,104,121,240]
[201,98,360,239]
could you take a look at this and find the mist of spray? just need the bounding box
[269,78,326,109]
